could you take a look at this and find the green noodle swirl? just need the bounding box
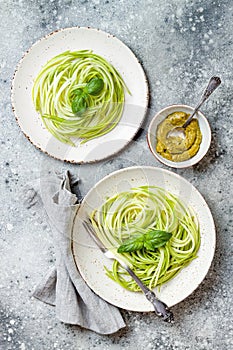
[32,50,129,145]
[90,186,200,291]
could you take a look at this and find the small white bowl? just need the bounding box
[147,104,211,168]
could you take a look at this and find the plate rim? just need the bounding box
[72,165,216,311]
[11,26,149,164]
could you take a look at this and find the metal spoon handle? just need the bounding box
[183,76,221,128]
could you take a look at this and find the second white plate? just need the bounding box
[72,166,216,311]
[11,27,148,163]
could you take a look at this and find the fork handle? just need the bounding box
[121,262,174,322]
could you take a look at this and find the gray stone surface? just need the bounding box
[0,0,232,349]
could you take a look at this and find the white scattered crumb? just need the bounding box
[176,8,183,17]
[0,60,6,72]
[6,223,13,231]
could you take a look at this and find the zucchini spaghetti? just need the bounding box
[90,186,200,291]
[32,50,129,145]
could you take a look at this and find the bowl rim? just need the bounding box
[147,104,212,169]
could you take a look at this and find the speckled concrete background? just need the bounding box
[0,0,232,349]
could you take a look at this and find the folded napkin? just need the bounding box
[24,171,126,334]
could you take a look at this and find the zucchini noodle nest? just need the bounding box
[90,186,200,292]
[32,50,129,145]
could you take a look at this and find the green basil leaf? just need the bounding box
[85,78,104,95]
[71,95,87,114]
[73,88,84,97]
[117,230,172,253]
[117,235,144,253]
[144,230,172,250]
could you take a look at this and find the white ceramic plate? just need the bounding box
[72,166,216,311]
[11,27,148,163]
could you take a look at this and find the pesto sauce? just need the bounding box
[156,111,202,162]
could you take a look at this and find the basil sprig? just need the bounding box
[84,77,104,95]
[117,230,172,253]
[71,78,104,115]
[71,92,87,114]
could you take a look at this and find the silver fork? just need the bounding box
[83,220,174,322]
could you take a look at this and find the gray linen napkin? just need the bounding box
[24,171,126,334]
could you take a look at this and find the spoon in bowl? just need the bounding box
[167,76,221,139]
